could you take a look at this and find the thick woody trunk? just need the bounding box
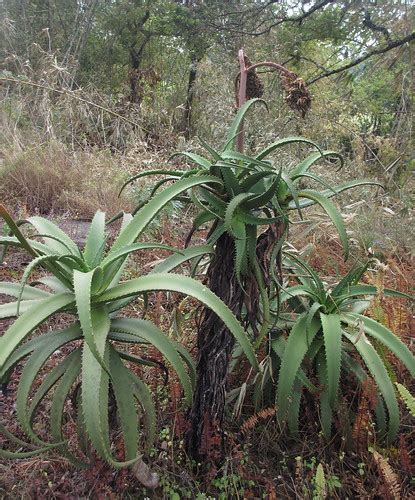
[186,220,286,465]
[186,232,244,464]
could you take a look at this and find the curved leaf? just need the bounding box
[224,98,267,149]
[290,150,344,179]
[0,282,50,300]
[198,136,222,161]
[244,174,281,209]
[221,150,270,169]
[83,211,106,267]
[289,180,383,209]
[0,205,38,258]
[0,293,74,367]
[342,314,415,377]
[102,242,180,269]
[111,318,193,404]
[16,328,81,445]
[74,270,111,371]
[317,353,332,439]
[36,276,71,293]
[98,273,258,370]
[256,137,321,161]
[220,165,241,196]
[342,328,400,442]
[109,347,139,460]
[277,315,320,420]
[28,216,80,256]
[320,312,342,407]
[109,175,222,254]
[296,190,349,259]
[170,152,211,169]
[224,193,254,237]
[152,245,214,274]
[119,169,184,197]
[49,349,89,468]
[129,373,157,449]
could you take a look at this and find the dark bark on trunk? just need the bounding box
[128,9,151,104]
[129,39,149,104]
[186,232,244,464]
[186,220,287,465]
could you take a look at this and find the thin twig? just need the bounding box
[307,32,415,85]
[0,76,151,134]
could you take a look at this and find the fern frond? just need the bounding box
[396,383,415,417]
[240,407,276,435]
[371,449,401,500]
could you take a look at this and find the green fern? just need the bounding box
[396,383,415,417]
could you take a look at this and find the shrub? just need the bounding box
[0,191,257,467]
[257,256,415,442]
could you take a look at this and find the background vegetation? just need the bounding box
[0,1,414,498]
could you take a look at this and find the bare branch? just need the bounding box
[362,9,391,42]
[204,0,335,37]
[307,32,415,85]
[0,76,150,133]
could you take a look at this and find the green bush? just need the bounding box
[257,256,415,442]
[0,194,257,467]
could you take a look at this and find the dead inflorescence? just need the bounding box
[244,56,264,100]
[281,72,312,118]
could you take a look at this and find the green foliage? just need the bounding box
[258,256,415,442]
[0,196,257,467]
[124,99,381,285]
[396,383,415,417]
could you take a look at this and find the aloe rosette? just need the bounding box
[259,256,415,442]
[119,99,384,459]
[0,185,258,467]
[120,99,382,285]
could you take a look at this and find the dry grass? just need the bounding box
[0,140,134,218]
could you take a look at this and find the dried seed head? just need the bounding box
[281,73,312,118]
[244,56,264,99]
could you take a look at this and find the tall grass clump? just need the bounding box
[0,140,130,217]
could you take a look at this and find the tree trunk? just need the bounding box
[128,9,151,104]
[186,220,287,465]
[182,57,199,139]
[186,231,244,465]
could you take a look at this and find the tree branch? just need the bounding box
[204,0,335,37]
[307,32,415,85]
[362,9,391,42]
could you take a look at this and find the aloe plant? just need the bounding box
[120,98,382,461]
[0,195,258,467]
[121,98,381,301]
[258,255,415,442]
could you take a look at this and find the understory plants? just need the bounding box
[255,255,415,441]
[0,192,257,469]
[121,97,382,461]
[1,47,413,491]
